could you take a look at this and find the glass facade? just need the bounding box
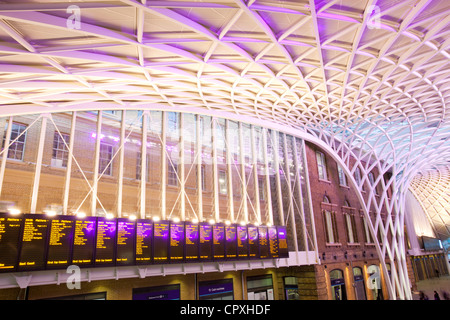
[0,110,315,253]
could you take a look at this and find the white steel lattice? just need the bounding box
[0,0,448,300]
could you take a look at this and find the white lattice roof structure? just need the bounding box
[0,0,448,300]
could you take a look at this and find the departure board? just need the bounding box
[277,226,289,258]
[199,223,212,261]
[0,213,23,272]
[185,223,199,261]
[136,220,153,264]
[169,222,185,262]
[213,224,225,259]
[258,226,269,259]
[72,217,96,266]
[248,225,259,259]
[225,224,237,259]
[46,216,74,268]
[153,221,169,264]
[18,214,50,271]
[95,218,117,265]
[116,218,135,266]
[237,225,248,259]
[268,226,279,258]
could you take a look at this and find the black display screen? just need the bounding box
[248,225,259,259]
[169,222,185,262]
[95,218,117,265]
[185,223,199,261]
[116,218,135,265]
[72,216,96,266]
[153,221,170,264]
[136,219,153,264]
[199,223,212,261]
[258,226,269,259]
[225,224,237,259]
[237,225,248,259]
[0,213,23,272]
[46,216,74,268]
[18,214,50,271]
[213,224,225,259]
[268,226,279,258]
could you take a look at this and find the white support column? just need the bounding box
[196,114,203,222]
[91,111,102,216]
[282,133,298,253]
[262,128,273,226]
[161,111,167,220]
[250,125,261,225]
[0,116,13,197]
[63,112,77,215]
[225,119,234,222]
[179,113,185,221]
[30,114,49,214]
[292,136,308,254]
[238,122,248,223]
[140,111,148,219]
[211,118,220,222]
[116,111,126,218]
[301,139,319,261]
[272,130,284,225]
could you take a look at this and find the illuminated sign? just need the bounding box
[199,223,212,261]
[136,220,153,264]
[18,214,50,271]
[116,218,135,265]
[0,213,289,273]
[72,216,96,266]
[153,221,169,264]
[225,224,237,259]
[95,218,117,265]
[185,223,199,261]
[46,216,74,268]
[213,224,225,259]
[169,222,185,262]
[237,225,248,259]
[0,214,23,272]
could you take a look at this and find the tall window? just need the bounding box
[368,172,378,195]
[323,196,338,244]
[316,151,327,180]
[354,167,364,191]
[136,151,150,182]
[218,170,227,195]
[338,166,347,186]
[99,142,113,175]
[343,201,358,244]
[168,157,178,186]
[3,122,27,160]
[361,213,374,244]
[52,132,69,167]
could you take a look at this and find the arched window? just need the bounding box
[343,200,358,244]
[322,196,338,244]
[352,267,367,300]
[329,269,346,300]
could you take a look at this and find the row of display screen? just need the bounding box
[0,213,289,273]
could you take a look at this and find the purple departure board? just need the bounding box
[95,218,117,265]
[46,216,74,268]
[153,221,170,264]
[277,226,289,258]
[258,226,269,259]
[199,223,212,261]
[116,218,135,265]
[71,216,96,266]
[136,220,153,264]
[0,213,23,272]
[225,224,237,259]
[185,223,199,261]
[18,214,50,271]
[268,226,279,258]
[169,222,185,262]
[213,223,225,260]
[248,225,259,259]
[237,225,248,259]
